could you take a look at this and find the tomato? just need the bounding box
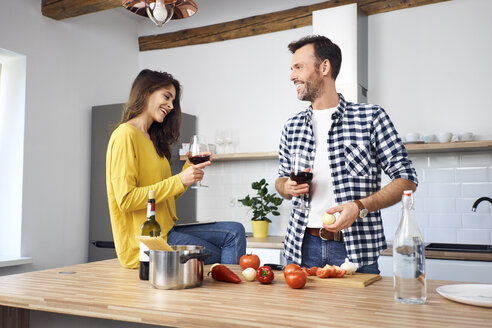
[239,254,260,270]
[316,265,336,279]
[332,266,346,278]
[285,270,307,289]
[256,265,275,284]
[301,267,309,277]
[308,267,319,276]
[283,263,301,278]
[335,268,346,278]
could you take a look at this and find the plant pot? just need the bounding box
[251,220,269,238]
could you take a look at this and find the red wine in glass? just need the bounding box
[289,172,313,184]
[188,154,211,165]
[291,152,312,209]
[188,135,210,188]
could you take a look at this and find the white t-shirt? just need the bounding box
[307,107,338,228]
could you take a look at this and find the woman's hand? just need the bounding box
[178,161,211,186]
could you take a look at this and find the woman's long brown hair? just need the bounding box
[119,69,182,160]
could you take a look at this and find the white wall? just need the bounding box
[0,0,139,275]
[368,0,492,138]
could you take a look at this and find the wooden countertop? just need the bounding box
[1,259,491,327]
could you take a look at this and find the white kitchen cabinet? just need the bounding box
[378,255,492,283]
[246,247,285,266]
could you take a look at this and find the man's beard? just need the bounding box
[298,75,323,102]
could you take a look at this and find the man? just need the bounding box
[275,35,418,274]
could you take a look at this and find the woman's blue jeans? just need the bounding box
[167,221,246,265]
[287,233,380,274]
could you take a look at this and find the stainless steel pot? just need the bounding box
[147,245,210,290]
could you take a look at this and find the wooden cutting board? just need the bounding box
[275,272,382,287]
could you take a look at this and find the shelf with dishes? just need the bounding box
[179,140,492,161]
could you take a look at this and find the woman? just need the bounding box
[106,69,246,268]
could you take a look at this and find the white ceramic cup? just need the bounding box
[438,132,452,143]
[405,132,421,143]
[423,134,436,143]
[459,132,474,141]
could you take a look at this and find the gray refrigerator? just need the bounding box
[88,104,197,262]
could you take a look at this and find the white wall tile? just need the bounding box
[428,154,460,168]
[423,197,455,213]
[462,213,492,229]
[460,152,492,167]
[427,214,462,228]
[455,167,488,182]
[457,229,491,244]
[462,183,492,197]
[424,228,457,243]
[422,168,454,183]
[456,198,488,213]
[414,183,429,197]
[428,183,461,197]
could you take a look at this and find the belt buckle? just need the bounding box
[318,228,341,241]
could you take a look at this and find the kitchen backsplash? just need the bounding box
[194,151,492,244]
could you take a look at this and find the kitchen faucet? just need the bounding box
[471,197,492,212]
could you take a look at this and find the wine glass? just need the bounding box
[188,135,210,188]
[290,151,313,210]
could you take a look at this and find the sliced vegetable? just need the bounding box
[316,265,335,278]
[340,258,357,275]
[308,267,319,276]
[256,265,275,284]
[332,265,346,278]
[208,263,241,283]
[242,267,257,282]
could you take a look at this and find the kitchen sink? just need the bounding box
[425,243,492,253]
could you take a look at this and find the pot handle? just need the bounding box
[180,253,211,264]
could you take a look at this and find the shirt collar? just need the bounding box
[304,93,346,124]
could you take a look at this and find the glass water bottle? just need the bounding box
[393,190,426,304]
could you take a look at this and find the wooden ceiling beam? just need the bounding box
[41,0,121,20]
[139,0,356,51]
[139,0,449,51]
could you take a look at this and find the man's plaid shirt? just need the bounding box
[278,94,418,267]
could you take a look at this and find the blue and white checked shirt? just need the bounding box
[278,94,418,267]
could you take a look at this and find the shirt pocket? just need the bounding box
[344,143,372,176]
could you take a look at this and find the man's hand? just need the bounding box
[322,202,359,232]
[275,168,311,199]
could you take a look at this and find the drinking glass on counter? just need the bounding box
[188,135,210,188]
[290,151,313,210]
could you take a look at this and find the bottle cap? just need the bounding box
[149,190,155,198]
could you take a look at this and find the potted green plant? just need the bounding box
[239,178,283,238]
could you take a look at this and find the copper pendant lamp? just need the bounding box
[122,0,198,27]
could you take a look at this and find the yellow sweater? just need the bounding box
[106,123,188,268]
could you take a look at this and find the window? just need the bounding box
[0,48,26,261]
